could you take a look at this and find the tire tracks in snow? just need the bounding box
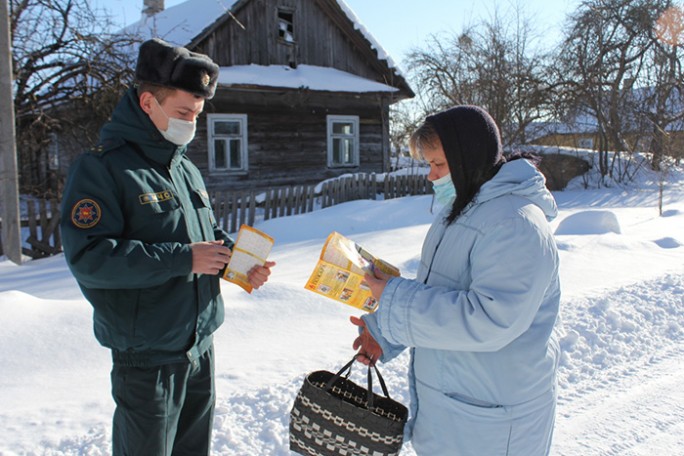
[552,347,684,455]
[552,272,684,455]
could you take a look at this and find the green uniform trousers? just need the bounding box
[111,345,215,456]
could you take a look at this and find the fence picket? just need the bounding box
[286,186,295,216]
[39,199,48,238]
[248,192,256,226]
[27,201,37,242]
[229,193,239,233]
[51,199,62,250]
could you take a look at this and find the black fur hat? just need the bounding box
[135,38,219,99]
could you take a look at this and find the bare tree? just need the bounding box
[638,5,684,170]
[389,100,422,163]
[404,4,551,147]
[555,0,673,182]
[10,0,137,196]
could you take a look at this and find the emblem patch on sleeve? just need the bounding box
[71,199,102,229]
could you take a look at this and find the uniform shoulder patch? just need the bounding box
[71,199,102,229]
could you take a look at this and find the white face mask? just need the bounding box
[432,173,456,206]
[154,97,197,146]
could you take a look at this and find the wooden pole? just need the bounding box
[0,0,22,264]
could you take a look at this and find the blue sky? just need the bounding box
[97,0,577,67]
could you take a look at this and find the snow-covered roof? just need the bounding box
[526,120,599,141]
[334,0,398,73]
[218,64,399,93]
[527,111,684,142]
[121,0,237,46]
[528,88,684,141]
[118,0,412,98]
[121,0,401,76]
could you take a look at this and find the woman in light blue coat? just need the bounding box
[352,106,561,455]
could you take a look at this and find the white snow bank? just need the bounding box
[555,210,622,235]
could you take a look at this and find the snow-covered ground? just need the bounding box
[1,163,683,455]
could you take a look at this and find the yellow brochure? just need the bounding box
[304,232,400,312]
[222,225,274,293]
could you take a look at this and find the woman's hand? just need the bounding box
[363,266,393,300]
[350,316,383,366]
[247,261,276,289]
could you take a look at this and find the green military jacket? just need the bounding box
[61,87,233,367]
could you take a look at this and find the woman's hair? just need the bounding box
[412,106,507,224]
[408,122,441,161]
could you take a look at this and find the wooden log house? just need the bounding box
[126,0,415,191]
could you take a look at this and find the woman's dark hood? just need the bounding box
[426,105,506,221]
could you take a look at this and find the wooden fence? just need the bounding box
[0,198,62,259]
[212,173,431,232]
[319,172,432,207]
[1,173,430,259]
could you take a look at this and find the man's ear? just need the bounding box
[139,91,154,115]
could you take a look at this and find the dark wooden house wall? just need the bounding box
[196,0,392,86]
[190,89,391,191]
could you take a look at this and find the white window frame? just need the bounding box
[327,115,360,168]
[207,114,248,174]
[277,7,295,44]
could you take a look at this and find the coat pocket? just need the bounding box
[92,288,142,351]
[412,380,512,455]
[129,189,184,242]
[190,189,217,240]
[443,391,509,419]
[133,282,194,352]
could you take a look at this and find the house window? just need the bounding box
[578,137,594,149]
[277,8,294,43]
[327,115,359,167]
[208,114,248,173]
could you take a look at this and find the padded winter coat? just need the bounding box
[60,87,232,367]
[363,159,561,455]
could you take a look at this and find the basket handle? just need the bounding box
[324,356,393,410]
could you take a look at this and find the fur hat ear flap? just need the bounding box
[135,38,219,99]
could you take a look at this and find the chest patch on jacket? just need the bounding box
[139,190,174,205]
[71,199,101,229]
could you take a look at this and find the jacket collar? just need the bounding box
[100,87,186,166]
[453,160,558,222]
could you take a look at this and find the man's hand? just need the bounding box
[247,261,276,290]
[191,240,232,275]
[350,316,383,366]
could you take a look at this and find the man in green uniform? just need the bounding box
[60,38,275,455]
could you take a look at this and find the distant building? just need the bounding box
[527,89,684,158]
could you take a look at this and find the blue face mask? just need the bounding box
[432,173,456,206]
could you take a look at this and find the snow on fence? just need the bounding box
[1,174,430,258]
[211,173,431,233]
